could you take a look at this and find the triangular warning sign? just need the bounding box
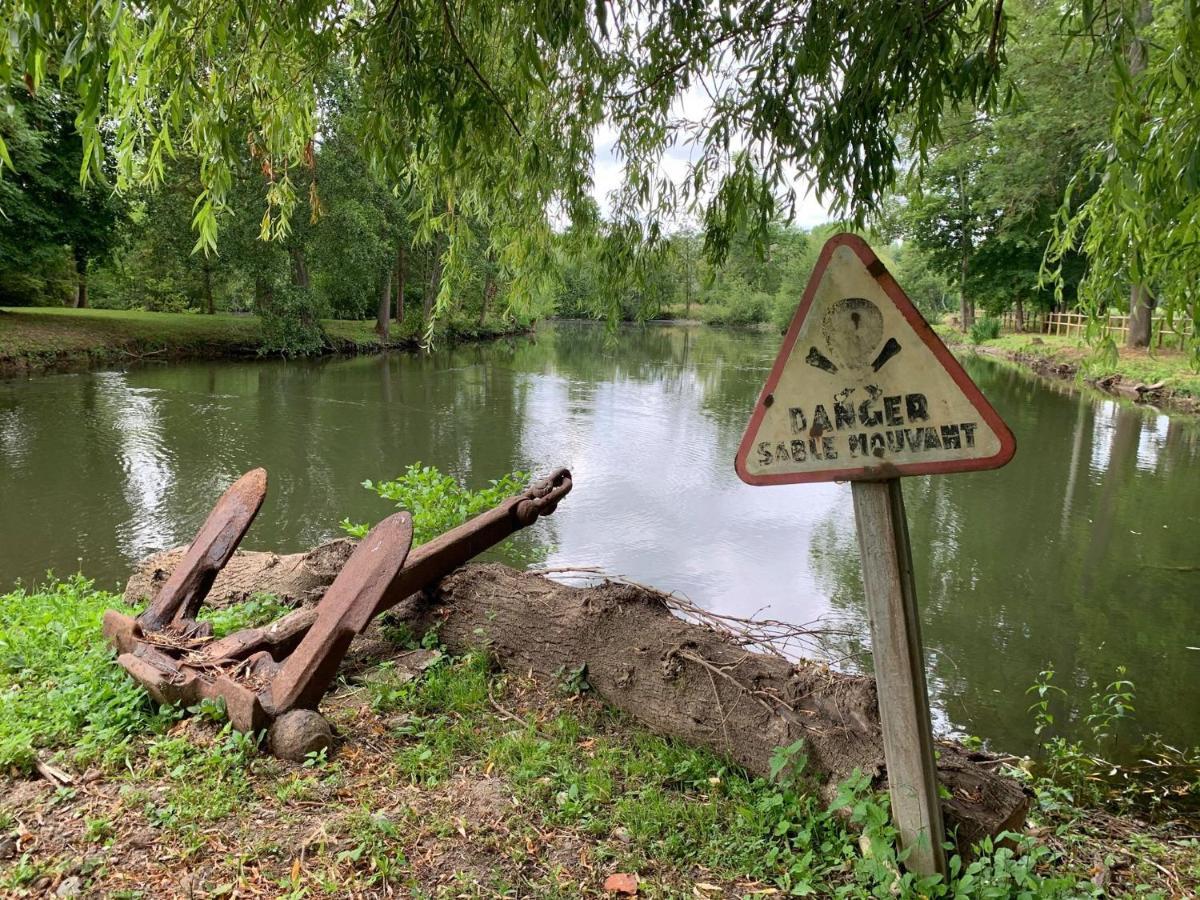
[735,233,1016,485]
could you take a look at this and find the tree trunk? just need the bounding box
[124,538,356,608]
[1014,297,1025,333]
[479,272,496,326]
[203,261,215,315]
[375,264,393,342]
[254,275,275,315]
[123,554,1031,853]
[685,266,693,319]
[289,248,311,289]
[73,248,89,309]
[956,170,973,333]
[1127,284,1155,348]
[959,263,973,333]
[1126,0,1154,349]
[394,241,406,326]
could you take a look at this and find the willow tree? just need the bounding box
[1046,0,1200,352]
[0,0,1010,327]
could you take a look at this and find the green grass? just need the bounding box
[937,326,1200,399]
[0,577,290,772]
[366,653,1095,897]
[0,306,523,370]
[0,576,172,771]
[2,577,1194,897]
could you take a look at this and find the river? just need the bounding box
[1,321,1197,756]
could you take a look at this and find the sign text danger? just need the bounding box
[753,386,980,466]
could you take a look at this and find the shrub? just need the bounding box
[969,316,1002,344]
[258,283,328,356]
[699,292,770,326]
[341,464,530,546]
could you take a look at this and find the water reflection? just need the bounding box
[0,323,1197,756]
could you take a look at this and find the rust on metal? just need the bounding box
[103,466,572,743]
[138,467,268,632]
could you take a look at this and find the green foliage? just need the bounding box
[256,282,327,357]
[0,576,172,771]
[0,0,1011,326]
[1027,665,1199,816]
[1046,0,1200,349]
[0,578,291,774]
[0,84,123,306]
[137,724,265,841]
[199,592,292,638]
[553,663,591,697]
[341,463,529,546]
[894,0,1110,329]
[969,316,1002,344]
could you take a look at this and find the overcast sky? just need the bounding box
[590,83,835,231]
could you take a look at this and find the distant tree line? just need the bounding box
[0,74,539,354]
[2,0,1196,354]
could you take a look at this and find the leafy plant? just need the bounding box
[341,464,539,564]
[0,578,290,773]
[969,316,1002,344]
[0,576,175,771]
[1026,664,1196,816]
[199,592,292,638]
[553,663,591,697]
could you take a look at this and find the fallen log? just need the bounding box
[124,550,1030,852]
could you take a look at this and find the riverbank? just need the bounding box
[0,307,524,376]
[937,327,1200,415]
[2,577,1197,897]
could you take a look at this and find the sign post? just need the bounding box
[735,233,1016,876]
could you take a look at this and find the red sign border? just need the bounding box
[734,233,1018,485]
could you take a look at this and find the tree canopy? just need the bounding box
[1,0,1010,321]
[2,0,1197,350]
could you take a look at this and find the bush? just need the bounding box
[341,464,530,546]
[969,316,1002,344]
[699,292,770,326]
[258,283,328,356]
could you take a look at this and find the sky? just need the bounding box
[590,82,835,231]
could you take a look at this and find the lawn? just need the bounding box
[0,307,517,372]
[937,327,1200,401]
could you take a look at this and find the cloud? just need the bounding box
[589,82,834,231]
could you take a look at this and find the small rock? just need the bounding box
[604,872,639,895]
[610,826,631,844]
[55,876,82,897]
[0,837,15,860]
[268,710,334,762]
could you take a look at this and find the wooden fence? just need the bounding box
[1012,311,1194,349]
[999,309,1047,334]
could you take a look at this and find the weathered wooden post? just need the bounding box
[734,233,1017,876]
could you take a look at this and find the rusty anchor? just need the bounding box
[102,466,571,756]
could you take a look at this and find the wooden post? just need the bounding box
[851,479,947,878]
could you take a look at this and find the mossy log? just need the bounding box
[124,551,1030,852]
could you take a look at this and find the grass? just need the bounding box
[0,306,523,371]
[2,578,1197,896]
[936,326,1200,401]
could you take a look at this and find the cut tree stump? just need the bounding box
[123,551,1030,852]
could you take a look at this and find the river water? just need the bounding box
[1,321,1197,756]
